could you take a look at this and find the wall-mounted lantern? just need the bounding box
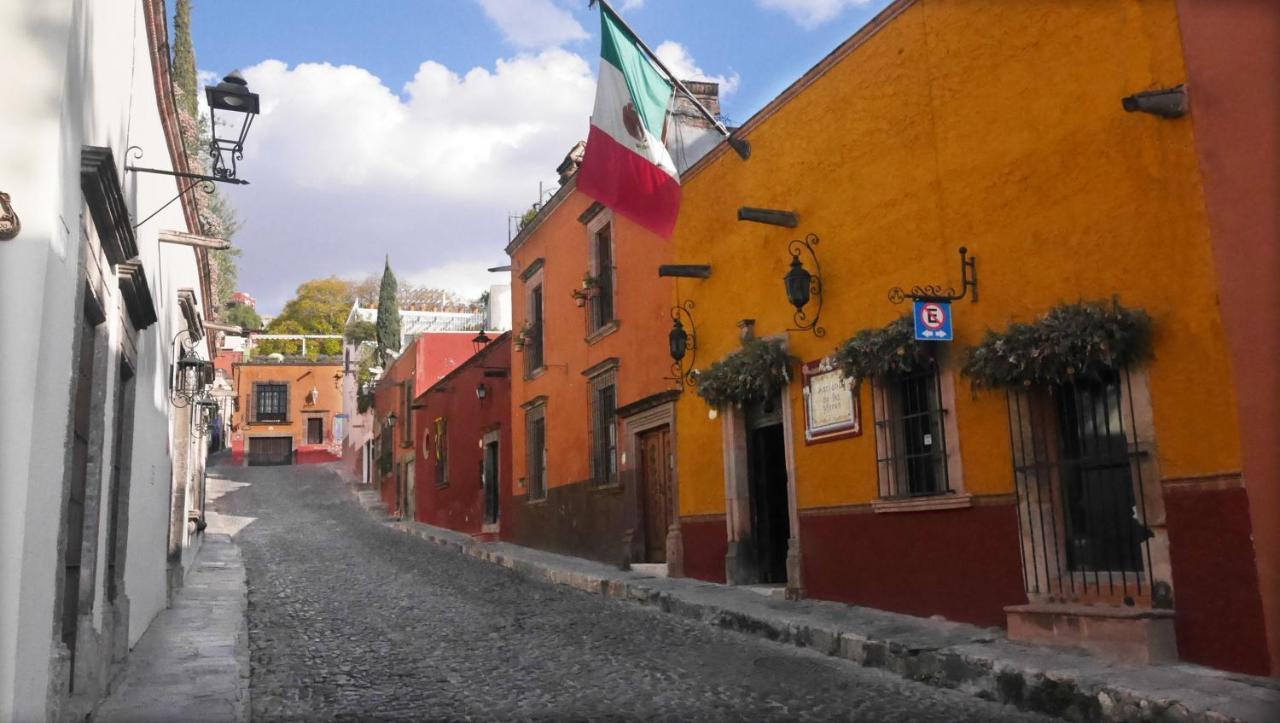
[387,412,399,428]
[193,399,218,435]
[476,382,489,402]
[784,233,824,337]
[666,300,697,388]
[205,71,261,181]
[170,329,213,407]
[471,330,492,355]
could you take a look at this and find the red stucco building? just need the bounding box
[411,334,513,538]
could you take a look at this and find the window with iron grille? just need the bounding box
[589,381,618,486]
[589,223,615,332]
[525,284,545,374]
[254,382,288,423]
[525,406,547,500]
[873,359,950,498]
[1007,370,1155,601]
[401,381,414,446]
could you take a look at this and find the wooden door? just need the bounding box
[483,440,500,524]
[307,417,323,444]
[638,425,672,563]
[404,460,416,521]
[248,436,292,466]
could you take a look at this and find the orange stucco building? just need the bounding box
[665,0,1275,675]
[231,360,344,465]
[505,164,680,567]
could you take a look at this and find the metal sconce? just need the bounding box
[170,330,213,408]
[666,300,697,388]
[888,246,978,304]
[476,383,489,402]
[193,400,218,435]
[784,233,824,337]
[471,330,492,354]
[387,412,399,428]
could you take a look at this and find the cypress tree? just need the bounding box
[172,0,199,119]
[376,256,401,357]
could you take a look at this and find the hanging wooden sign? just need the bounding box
[801,357,861,444]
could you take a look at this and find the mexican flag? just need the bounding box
[577,4,681,239]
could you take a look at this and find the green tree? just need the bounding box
[224,302,262,332]
[256,277,354,357]
[172,0,198,118]
[376,257,401,356]
[344,319,378,345]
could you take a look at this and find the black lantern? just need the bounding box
[205,71,260,181]
[669,317,688,362]
[171,330,213,407]
[471,330,492,355]
[665,300,696,388]
[784,252,811,310]
[783,233,825,337]
[476,383,489,401]
[387,412,398,428]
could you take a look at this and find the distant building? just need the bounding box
[230,359,345,465]
[230,290,257,308]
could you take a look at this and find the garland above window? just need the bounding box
[833,315,931,384]
[963,300,1153,390]
[695,338,793,408]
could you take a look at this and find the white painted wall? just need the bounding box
[0,0,210,718]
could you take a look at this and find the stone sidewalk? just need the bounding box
[354,488,1280,723]
[92,533,249,722]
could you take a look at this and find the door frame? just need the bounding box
[619,398,678,571]
[481,428,502,532]
[720,340,804,597]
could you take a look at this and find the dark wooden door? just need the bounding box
[747,423,790,584]
[307,417,323,444]
[248,436,293,465]
[483,440,500,524]
[638,425,672,563]
[63,302,99,677]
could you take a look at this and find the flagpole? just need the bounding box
[589,0,751,160]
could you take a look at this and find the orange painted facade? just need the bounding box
[230,361,344,464]
[506,179,679,564]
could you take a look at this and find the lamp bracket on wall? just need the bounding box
[888,246,978,304]
[785,233,825,337]
[665,300,697,389]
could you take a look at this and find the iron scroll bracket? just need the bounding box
[888,246,978,304]
[665,300,697,388]
[787,233,825,337]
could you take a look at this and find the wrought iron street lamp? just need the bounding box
[476,383,489,401]
[171,330,213,408]
[205,71,261,182]
[784,233,825,337]
[665,300,697,388]
[387,412,398,428]
[471,330,492,355]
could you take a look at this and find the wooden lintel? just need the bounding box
[159,229,233,250]
[737,207,799,227]
[658,264,712,279]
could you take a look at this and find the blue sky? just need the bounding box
[190,0,893,312]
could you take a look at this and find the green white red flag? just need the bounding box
[577,3,681,239]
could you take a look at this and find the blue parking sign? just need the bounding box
[913,301,952,341]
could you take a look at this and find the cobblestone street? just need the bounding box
[208,461,1048,722]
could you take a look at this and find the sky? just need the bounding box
[191,0,893,314]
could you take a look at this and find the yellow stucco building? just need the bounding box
[668,0,1271,674]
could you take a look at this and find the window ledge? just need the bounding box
[593,481,623,494]
[585,319,620,345]
[524,365,547,382]
[525,496,548,506]
[872,493,972,514]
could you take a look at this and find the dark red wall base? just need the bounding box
[679,516,727,583]
[1165,484,1271,675]
[799,503,1027,628]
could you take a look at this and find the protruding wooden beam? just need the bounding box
[737,207,798,228]
[159,229,232,250]
[658,264,712,279]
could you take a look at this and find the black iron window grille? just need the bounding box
[589,224,615,332]
[1007,369,1155,602]
[525,285,545,374]
[526,408,547,500]
[873,359,951,499]
[590,382,619,486]
[254,382,288,423]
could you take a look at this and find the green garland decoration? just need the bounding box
[833,314,931,383]
[963,300,1153,390]
[695,338,793,408]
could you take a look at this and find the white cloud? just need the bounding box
[222,52,595,312]
[474,0,589,48]
[654,41,740,98]
[403,258,504,301]
[619,0,646,10]
[756,0,873,29]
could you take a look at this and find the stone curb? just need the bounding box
[347,482,1279,723]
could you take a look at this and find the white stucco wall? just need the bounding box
[0,0,210,718]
